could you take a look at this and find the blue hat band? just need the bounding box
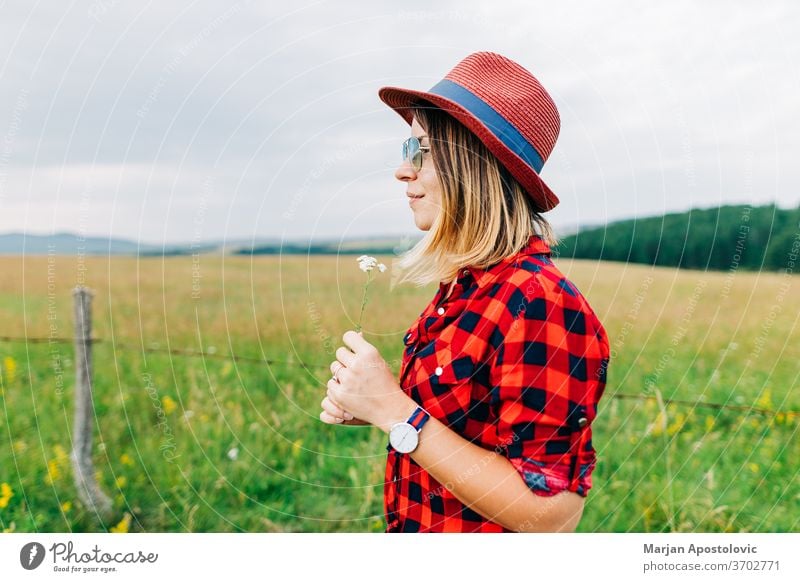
[427,78,545,174]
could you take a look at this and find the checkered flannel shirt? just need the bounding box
[384,234,610,532]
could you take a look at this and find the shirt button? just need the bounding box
[577,417,588,428]
[462,269,469,276]
[435,366,443,376]
[437,307,445,315]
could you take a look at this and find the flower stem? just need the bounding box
[355,271,372,332]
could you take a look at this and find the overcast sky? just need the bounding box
[1,0,798,244]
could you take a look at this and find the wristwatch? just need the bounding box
[388,406,430,454]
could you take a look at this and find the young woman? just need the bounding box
[320,52,610,533]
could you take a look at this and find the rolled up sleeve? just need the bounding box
[488,279,607,498]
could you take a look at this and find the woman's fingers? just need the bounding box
[321,395,346,420]
[320,395,354,421]
[319,410,344,424]
[325,386,355,420]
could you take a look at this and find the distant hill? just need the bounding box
[554,203,800,272]
[0,232,423,256]
[0,232,275,255]
[0,232,159,255]
[237,235,423,256]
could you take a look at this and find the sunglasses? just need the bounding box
[401,136,431,172]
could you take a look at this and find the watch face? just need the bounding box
[389,422,419,454]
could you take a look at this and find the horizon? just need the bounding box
[1,200,794,247]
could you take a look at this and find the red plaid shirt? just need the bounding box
[384,234,610,532]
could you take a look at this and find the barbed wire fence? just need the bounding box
[1,337,796,417]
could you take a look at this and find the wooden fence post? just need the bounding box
[70,286,112,519]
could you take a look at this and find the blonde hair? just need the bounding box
[392,100,559,289]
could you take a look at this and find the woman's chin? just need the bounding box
[413,216,432,231]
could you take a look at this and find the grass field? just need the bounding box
[0,253,798,532]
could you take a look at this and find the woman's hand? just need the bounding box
[321,330,410,431]
[319,394,369,426]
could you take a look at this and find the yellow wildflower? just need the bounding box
[748,463,759,474]
[110,512,131,533]
[53,444,68,462]
[0,482,13,508]
[115,476,127,488]
[43,445,70,485]
[2,356,16,384]
[61,501,72,512]
[120,453,134,466]
[667,412,687,436]
[46,459,61,484]
[161,395,177,415]
[291,439,303,458]
[756,389,773,409]
[705,416,715,433]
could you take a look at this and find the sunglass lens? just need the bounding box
[402,137,421,171]
[411,149,422,171]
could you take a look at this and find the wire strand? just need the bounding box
[2,335,798,416]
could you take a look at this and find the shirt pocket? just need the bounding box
[410,345,488,437]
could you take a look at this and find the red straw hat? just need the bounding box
[378,51,561,212]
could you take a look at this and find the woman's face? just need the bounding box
[395,117,442,231]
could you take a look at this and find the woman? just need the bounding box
[319,52,610,533]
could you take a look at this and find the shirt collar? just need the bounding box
[459,234,552,290]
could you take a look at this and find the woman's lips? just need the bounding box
[408,195,424,206]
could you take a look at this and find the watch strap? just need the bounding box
[407,406,430,431]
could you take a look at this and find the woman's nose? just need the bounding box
[395,158,416,182]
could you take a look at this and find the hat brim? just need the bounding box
[378,85,560,212]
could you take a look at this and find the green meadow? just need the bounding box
[0,253,798,532]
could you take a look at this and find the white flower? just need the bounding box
[227,447,239,461]
[354,254,388,332]
[356,255,387,273]
[357,255,379,272]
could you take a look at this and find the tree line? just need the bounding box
[554,204,800,272]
